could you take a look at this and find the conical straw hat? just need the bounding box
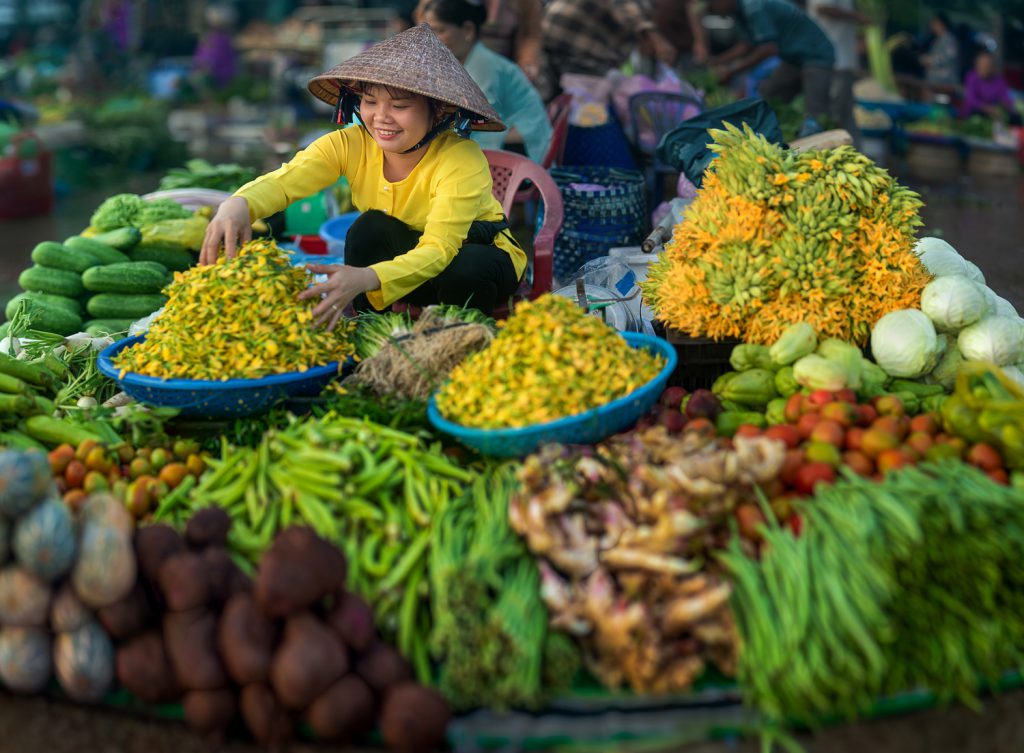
[308,23,504,132]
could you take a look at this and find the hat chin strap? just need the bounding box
[399,112,472,154]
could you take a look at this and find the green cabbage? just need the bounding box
[914,237,967,277]
[963,260,985,284]
[870,309,941,378]
[957,315,1024,366]
[993,295,1018,319]
[919,275,987,333]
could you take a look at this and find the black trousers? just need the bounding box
[345,210,520,315]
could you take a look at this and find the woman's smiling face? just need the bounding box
[359,85,433,154]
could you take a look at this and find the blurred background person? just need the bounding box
[707,0,835,137]
[542,0,677,98]
[921,12,960,89]
[962,49,1021,125]
[650,0,709,69]
[416,0,544,83]
[192,4,240,91]
[423,0,552,161]
[806,0,868,144]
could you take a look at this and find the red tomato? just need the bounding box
[967,443,1003,473]
[796,412,821,440]
[842,450,874,476]
[764,424,802,449]
[794,462,836,495]
[808,390,835,407]
[809,419,845,448]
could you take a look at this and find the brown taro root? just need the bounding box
[327,592,377,654]
[355,642,413,697]
[255,527,346,618]
[163,609,226,691]
[185,508,232,549]
[240,684,293,747]
[183,688,237,742]
[204,546,250,604]
[97,582,152,642]
[218,592,275,686]
[134,524,185,585]
[379,682,451,753]
[115,631,180,703]
[158,552,211,612]
[306,674,375,741]
[270,612,348,710]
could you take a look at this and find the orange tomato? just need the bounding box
[809,419,845,448]
[877,449,914,474]
[909,413,940,435]
[966,442,1003,473]
[842,450,874,476]
[764,424,802,449]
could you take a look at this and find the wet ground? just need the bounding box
[0,163,1022,752]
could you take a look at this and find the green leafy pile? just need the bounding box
[723,461,1024,724]
[91,193,192,231]
[159,159,259,193]
[430,466,578,710]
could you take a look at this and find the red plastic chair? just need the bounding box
[511,93,572,204]
[484,148,564,315]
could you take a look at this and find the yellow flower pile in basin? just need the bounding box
[642,123,931,346]
[114,239,355,381]
[435,294,664,429]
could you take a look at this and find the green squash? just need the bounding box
[0,450,52,518]
[13,497,77,582]
[0,626,52,693]
[54,620,115,703]
[0,566,51,627]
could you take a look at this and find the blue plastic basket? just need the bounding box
[427,332,677,457]
[97,335,345,418]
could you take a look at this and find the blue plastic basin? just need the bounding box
[97,335,345,418]
[427,331,677,457]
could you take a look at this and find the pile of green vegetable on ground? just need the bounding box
[724,461,1024,723]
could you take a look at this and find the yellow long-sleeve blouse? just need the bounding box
[233,127,526,310]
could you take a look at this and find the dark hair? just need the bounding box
[932,12,953,33]
[423,0,487,32]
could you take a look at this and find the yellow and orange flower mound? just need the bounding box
[641,124,931,346]
[115,239,355,380]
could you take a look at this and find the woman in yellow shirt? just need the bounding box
[200,24,526,330]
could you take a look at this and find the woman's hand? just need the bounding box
[298,264,381,331]
[199,196,253,266]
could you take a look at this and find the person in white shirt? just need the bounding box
[806,0,868,146]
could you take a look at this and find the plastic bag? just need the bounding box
[656,98,784,187]
[554,258,643,332]
[560,74,613,127]
[138,215,210,252]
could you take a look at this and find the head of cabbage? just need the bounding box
[958,315,1024,367]
[870,309,943,378]
[920,275,987,332]
[914,237,967,277]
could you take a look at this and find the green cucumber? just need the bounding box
[87,293,168,320]
[18,265,85,298]
[88,227,142,250]
[30,241,100,273]
[84,319,134,337]
[64,236,131,265]
[0,430,47,451]
[4,294,82,336]
[128,244,195,272]
[5,292,82,319]
[82,261,170,294]
[0,352,59,389]
[25,415,103,447]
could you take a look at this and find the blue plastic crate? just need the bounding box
[427,332,677,457]
[97,335,346,418]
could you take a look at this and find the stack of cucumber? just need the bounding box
[11,228,173,338]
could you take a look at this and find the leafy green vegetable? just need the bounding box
[724,461,1024,724]
[90,193,192,232]
[430,465,578,710]
[158,159,259,193]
